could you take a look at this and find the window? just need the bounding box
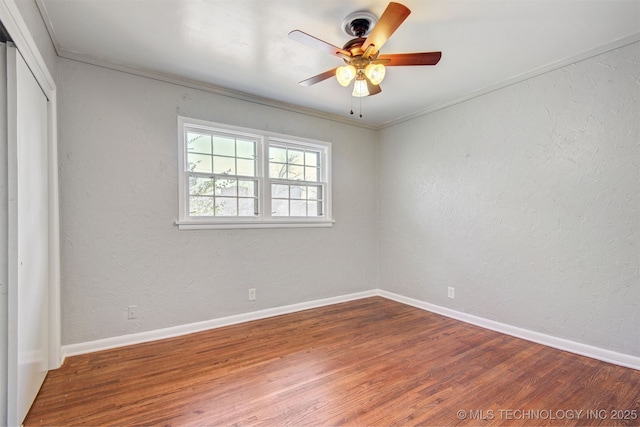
[176,117,332,229]
[269,142,325,217]
[186,129,259,218]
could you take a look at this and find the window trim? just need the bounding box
[176,117,333,230]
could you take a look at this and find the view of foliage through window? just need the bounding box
[187,132,258,217]
[178,117,331,227]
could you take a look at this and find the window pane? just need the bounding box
[237,140,255,158]
[288,149,304,165]
[189,196,214,216]
[238,180,256,197]
[238,198,257,216]
[212,136,235,156]
[215,197,237,216]
[271,199,289,216]
[290,185,305,200]
[305,151,319,166]
[269,163,287,179]
[215,179,237,196]
[188,153,212,173]
[213,156,236,175]
[307,186,319,200]
[288,165,304,180]
[272,184,288,198]
[308,201,320,216]
[305,166,318,182]
[189,177,214,196]
[270,146,287,163]
[237,158,255,177]
[187,133,212,154]
[290,200,307,216]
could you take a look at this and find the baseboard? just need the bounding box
[378,290,640,371]
[61,290,378,360]
[62,289,639,371]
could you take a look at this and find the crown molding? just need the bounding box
[57,49,381,131]
[379,33,640,129]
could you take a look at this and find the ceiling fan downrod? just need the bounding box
[349,18,370,38]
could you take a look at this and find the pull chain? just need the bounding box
[350,91,354,116]
[349,93,364,118]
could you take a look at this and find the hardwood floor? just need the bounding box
[25,297,640,426]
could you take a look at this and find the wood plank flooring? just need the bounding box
[25,297,640,426]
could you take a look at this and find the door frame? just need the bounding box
[0,0,61,370]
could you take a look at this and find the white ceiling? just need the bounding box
[37,0,640,128]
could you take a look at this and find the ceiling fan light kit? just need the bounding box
[352,76,370,97]
[289,2,442,115]
[364,63,385,85]
[336,65,357,86]
[337,62,386,88]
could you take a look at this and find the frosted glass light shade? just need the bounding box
[364,63,385,85]
[352,78,369,97]
[336,65,356,86]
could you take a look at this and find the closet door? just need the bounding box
[0,42,8,426]
[6,43,50,426]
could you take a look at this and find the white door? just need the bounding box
[6,43,50,426]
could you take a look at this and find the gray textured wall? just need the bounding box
[378,42,640,356]
[57,58,378,345]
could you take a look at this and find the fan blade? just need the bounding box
[366,80,382,96]
[288,30,351,59]
[362,2,411,58]
[377,52,442,66]
[299,68,338,87]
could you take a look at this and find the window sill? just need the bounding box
[174,219,335,230]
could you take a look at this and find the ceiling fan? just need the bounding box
[288,2,441,99]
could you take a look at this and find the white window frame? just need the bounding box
[176,116,333,230]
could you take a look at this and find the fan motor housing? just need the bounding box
[342,37,366,56]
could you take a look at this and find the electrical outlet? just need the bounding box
[447,287,455,299]
[248,288,256,301]
[127,305,138,319]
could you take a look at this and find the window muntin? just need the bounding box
[186,129,259,218]
[268,142,325,218]
[268,145,320,182]
[271,183,323,217]
[177,117,332,229]
[189,177,258,217]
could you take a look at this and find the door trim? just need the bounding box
[0,0,61,370]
